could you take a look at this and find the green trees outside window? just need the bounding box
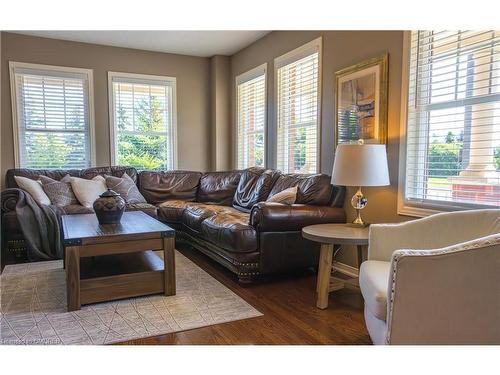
[116,96,169,170]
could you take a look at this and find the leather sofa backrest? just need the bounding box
[80,166,138,182]
[268,173,334,206]
[232,167,281,212]
[139,170,202,204]
[6,166,139,188]
[197,171,242,206]
[6,168,82,188]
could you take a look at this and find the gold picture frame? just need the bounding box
[334,53,388,145]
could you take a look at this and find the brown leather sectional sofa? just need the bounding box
[1,166,346,282]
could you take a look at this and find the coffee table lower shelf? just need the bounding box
[78,251,165,306]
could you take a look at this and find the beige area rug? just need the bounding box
[0,251,262,345]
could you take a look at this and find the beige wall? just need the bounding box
[1,32,212,186]
[0,30,411,266]
[230,31,411,266]
[230,30,410,224]
[210,55,231,171]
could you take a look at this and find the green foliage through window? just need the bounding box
[116,96,169,170]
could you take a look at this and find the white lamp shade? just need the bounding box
[331,144,390,187]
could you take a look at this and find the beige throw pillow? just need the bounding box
[70,175,107,208]
[39,175,78,206]
[266,186,298,205]
[104,173,146,204]
[14,176,51,206]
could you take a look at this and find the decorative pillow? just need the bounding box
[70,175,107,208]
[104,172,146,204]
[14,176,51,206]
[39,175,78,206]
[266,186,297,205]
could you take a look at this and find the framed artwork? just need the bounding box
[334,54,388,145]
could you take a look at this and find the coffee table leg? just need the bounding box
[65,246,81,311]
[316,243,334,309]
[163,237,176,296]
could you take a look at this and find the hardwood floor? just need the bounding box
[117,245,372,345]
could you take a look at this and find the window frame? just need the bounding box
[235,63,267,169]
[397,31,499,217]
[9,61,96,168]
[274,37,322,173]
[107,71,178,170]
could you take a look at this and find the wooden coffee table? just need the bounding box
[62,211,176,311]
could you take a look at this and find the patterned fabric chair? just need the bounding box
[359,209,500,344]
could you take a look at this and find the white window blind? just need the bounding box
[109,72,177,171]
[236,65,266,169]
[276,39,321,173]
[10,63,94,169]
[403,31,500,210]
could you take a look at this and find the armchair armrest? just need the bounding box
[386,233,500,344]
[250,202,346,232]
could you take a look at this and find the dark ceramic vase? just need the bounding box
[93,189,126,225]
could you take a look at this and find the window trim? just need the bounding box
[9,61,96,168]
[107,71,178,169]
[273,37,322,173]
[397,31,498,217]
[235,63,267,169]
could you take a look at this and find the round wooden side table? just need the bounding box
[302,224,369,309]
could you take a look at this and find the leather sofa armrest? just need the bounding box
[1,188,26,213]
[250,202,346,232]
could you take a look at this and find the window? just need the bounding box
[276,38,321,173]
[9,62,95,169]
[399,31,500,215]
[108,72,177,170]
[236,64,267,169]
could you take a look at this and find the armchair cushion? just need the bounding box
[250,202,346,232]
[359,260,391,321]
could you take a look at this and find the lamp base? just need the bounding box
[350,187,368,227]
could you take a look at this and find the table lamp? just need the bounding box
[331,144,390,226]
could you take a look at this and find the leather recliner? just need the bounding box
[2,166,346,282]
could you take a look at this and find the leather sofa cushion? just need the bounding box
[181,203,229,232]
[268,173,333,205]
[250,202,346,232]
[125,202,158,218]
[139,170,202,204]
[232,167,281,212]
[157,200,192,223]
[197,171,241,205]
[359,260,391,321]
[57,204,94,215]
[52,202,157,217]
[201,209,257,253]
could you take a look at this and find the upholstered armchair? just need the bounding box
[359,209,500,344]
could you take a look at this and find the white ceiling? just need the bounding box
[13,30,270,57]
